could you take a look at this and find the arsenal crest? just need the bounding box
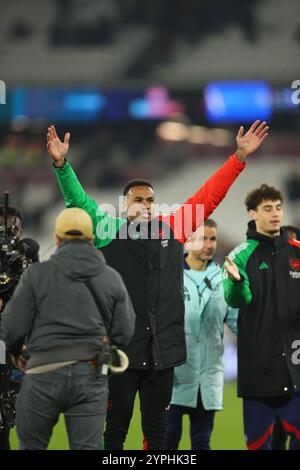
[290,258,300,271]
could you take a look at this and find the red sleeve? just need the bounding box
[159,154,245,243]
[289,239,300,248]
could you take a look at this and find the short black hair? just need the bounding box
[245,184,283,211]
[0,205,24,223]
[123,179,154,196]
[204,219,218,229]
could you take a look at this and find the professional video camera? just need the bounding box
[0,192,38,307]
[0,191,39,434]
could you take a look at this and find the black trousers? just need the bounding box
[104,367,174,450]
[165,390,215,450]
[0,428,10,450]
[272,416,288,450]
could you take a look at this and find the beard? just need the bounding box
[266,227,280,236]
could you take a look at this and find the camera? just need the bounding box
[0,228,27,308]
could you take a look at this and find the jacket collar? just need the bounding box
[246,220,288,247]
[184,256,217,272]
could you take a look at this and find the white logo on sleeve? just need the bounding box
[0,340,6,364]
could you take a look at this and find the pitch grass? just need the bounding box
[10,381,246,450]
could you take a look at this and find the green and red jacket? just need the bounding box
[54,155,245,370]
[223,221,300,397]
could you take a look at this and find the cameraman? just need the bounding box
[0,205,39,450]
[0,206,23,450]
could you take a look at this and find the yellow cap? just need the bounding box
[55,208,94,240]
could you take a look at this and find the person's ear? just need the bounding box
[248,209,257,221]
[53,233,61,246]
[122,195,128,212]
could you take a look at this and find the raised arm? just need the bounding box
[163,121,269,243]
[47,125,99,214]
[47,125,70,168]
[47,125,124,248]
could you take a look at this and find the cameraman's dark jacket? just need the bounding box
[1,239,135,370]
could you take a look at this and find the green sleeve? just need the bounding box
[53,161,126,248]
[222,240,258,308]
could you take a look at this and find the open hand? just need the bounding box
[47,125,70,168]
[224,256,241,281]
[12,355,27,371]
[235,120,269,162]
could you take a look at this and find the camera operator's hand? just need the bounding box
[12,355,27,372]
[47,125,70,168]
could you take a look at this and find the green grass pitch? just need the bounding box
[10,381,245,450]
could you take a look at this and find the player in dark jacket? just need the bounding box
[47,120,269,449]
[224,185,300,450]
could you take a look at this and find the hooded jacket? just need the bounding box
[1,239,135,370]
[223,222,300,398]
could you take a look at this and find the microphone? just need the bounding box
[17,238,40,263]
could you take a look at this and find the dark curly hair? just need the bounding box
[245,184,283,211]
